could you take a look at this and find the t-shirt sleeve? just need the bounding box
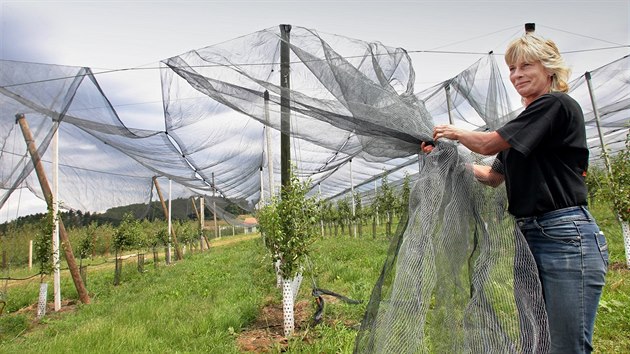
[496,95,564,157]
[491,155,504,175]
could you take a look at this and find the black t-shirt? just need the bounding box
[492,92,589,217]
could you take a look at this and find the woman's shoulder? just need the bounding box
[532,92,581,110]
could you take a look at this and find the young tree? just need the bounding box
[596,132,630,268]
[376,174,396,237]
[112,213,140,285]
[257,173,318,336]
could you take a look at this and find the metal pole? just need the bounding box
[212,172,218,239]
[200,196,205,250]
[167,179,172,264]
[260,166,265,206]
[350,159,356,238]
[375,180,379,226]
[318,184,324,237]
[280,24,292,195]
[264,90,275,198]
[29,240,33,270]
[15,113,90,304]
[152,177,182,260]
[585,71,612,175]
[52,120,61,311]
[445,84,454,125]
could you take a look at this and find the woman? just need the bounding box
[426,34,609,353]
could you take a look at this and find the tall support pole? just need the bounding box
[585,71,629,268]
[260,166,265,206]
[212,173,218,239]
[15,113,90,304]
[264,90,275,199]
[152,177,182,261]
[350,159,356,238]
[52,120,61,311]
[167,179,172,264]
[585,71,612,174]
[29,240,33,270]
[280,24,292,196]
[200,197,206,250]
[375,180,379,226]
[445,84,454,125]
[318,184,324,237]
[191,197,200,220]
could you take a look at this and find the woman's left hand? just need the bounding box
[433,124,461,142]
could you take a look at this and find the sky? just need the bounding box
[1,0,629,221]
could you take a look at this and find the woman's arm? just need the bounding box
[433,125,510,156]
[473,165,504,187]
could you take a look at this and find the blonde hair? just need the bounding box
[505,34,571,93]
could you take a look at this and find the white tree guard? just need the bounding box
[621,220,630,269]
[37,282,48,319]
[282,278,294,337]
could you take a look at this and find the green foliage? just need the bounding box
[113,213,141,252]
[399,172,411,213]
[337,197,352,225]
[33,207,55,276]
[376,174,397,218]
[257,173,319,279]
[77,222,97,260]
[354,192,364,222]
[596,132,630,221]
[154,224,169,248]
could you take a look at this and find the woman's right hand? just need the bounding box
[420,141,434,154]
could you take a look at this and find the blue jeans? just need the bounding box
[516,206,608,354]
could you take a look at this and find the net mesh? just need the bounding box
[1,25,628,352]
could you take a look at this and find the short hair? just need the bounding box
[504,34,571,93]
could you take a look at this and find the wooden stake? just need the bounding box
[15,113,90,304]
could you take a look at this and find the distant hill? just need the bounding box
[1,198,247,231]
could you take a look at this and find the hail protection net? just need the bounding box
[1,24,628,352]
[0,60,198,217]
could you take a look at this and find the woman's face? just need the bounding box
[508,59,552,106]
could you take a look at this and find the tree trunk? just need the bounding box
[137,253,145,273]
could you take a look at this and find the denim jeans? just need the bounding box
[516,206,609,354]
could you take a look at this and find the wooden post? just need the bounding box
[280,24,291,196]
[200,197,209,249]
[190,197,200,220]
[152,177,183,261]
[15,113,90,304]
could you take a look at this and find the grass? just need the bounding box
[0,204,628,353]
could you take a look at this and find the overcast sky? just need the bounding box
[1,0,628,221]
